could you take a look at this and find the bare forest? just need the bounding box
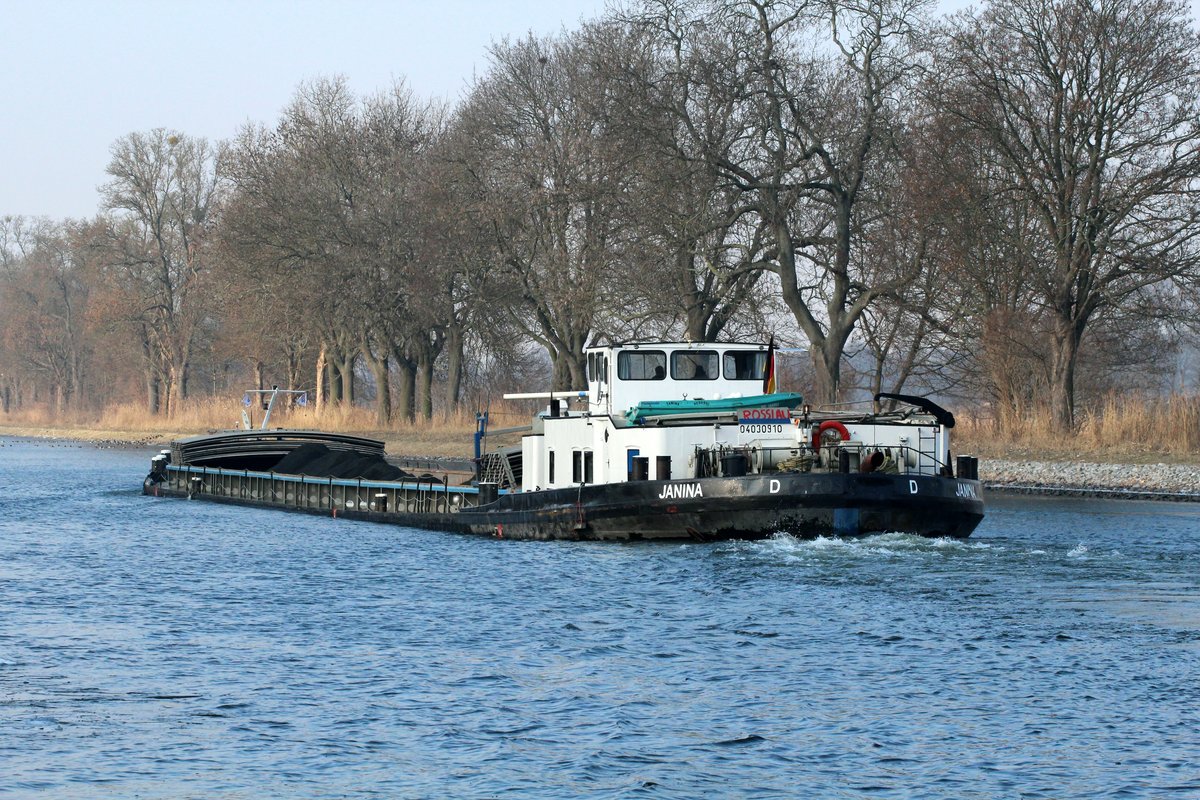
[3,0,1200,440]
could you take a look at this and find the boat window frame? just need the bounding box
[617,350,667,381]
[671,350,719,381]
[723,350,769,381]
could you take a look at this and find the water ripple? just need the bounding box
[1,439,1199,797]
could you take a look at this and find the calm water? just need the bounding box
[2,436,1199,799]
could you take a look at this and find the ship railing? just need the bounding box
[695,443,959,478]
[789,443,974,478]
[808,442,947,476]
[164,464,502,514]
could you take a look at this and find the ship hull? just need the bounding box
[145,469,983,542]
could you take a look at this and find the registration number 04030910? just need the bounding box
[740,424,784,434]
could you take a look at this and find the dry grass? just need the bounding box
[956,393,1200,464]
[98,398,248,433]
[0,395,520,458]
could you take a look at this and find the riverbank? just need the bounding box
[3,423,1198,499]
[980,459,1200,501]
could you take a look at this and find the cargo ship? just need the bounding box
[143,341,984,541]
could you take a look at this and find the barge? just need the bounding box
[143,341,984,541]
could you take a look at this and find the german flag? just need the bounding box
[763,336,777,394]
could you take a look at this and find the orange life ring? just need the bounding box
[812,420,850,449]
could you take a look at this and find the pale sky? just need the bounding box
[1,0,607,220]
[2,0,1197,221]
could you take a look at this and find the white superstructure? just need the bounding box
[495,342,955,494]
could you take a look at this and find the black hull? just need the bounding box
[145,471,983,542]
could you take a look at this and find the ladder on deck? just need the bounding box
[917,427,938,474]
[478,447,522,489]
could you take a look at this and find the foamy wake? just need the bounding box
[727,531,994,562]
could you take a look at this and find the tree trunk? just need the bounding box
[287,349,304,395]
[141,328,161,415]
[684,312,707,343]
[314,346,327,415]
[145,370,161,416]
[566,357,587,391]
[416,353,434,421]
[566,333,588,390]
[810,324,855,405]
[326,358,340,405]
[167,362,188,420]
[164,334,193,417]
[394,359,415,424]
[811,347,841,405]
[332,352,355,406]
[682,252,710,341]
[551,353,571,391]
[366,351,392,427]
[1049,324,1080,433]
[444,322,464,412]
[179,358,190,404]
[68,344,83,414]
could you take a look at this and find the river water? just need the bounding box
[1,436,1198,798]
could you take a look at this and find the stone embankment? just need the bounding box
[981,459,1200,501]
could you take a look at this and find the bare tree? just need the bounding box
[631,0,933,402]
[222,80,376,417]
[207,217,318,399]
[95,130,221,416]
[455,29,636,390]
[586,13,770,342]
[355,85,457,422]
[0,217,94,413]
[936,0,1200,430]
[921,112,1053,425]
[222,78,456,424]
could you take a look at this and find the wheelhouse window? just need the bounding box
[587,353,608,383]
[617,350,667,380]
[671,350,718,380]
[723,350,768,381]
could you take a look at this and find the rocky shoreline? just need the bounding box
[981,459,1200,502]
